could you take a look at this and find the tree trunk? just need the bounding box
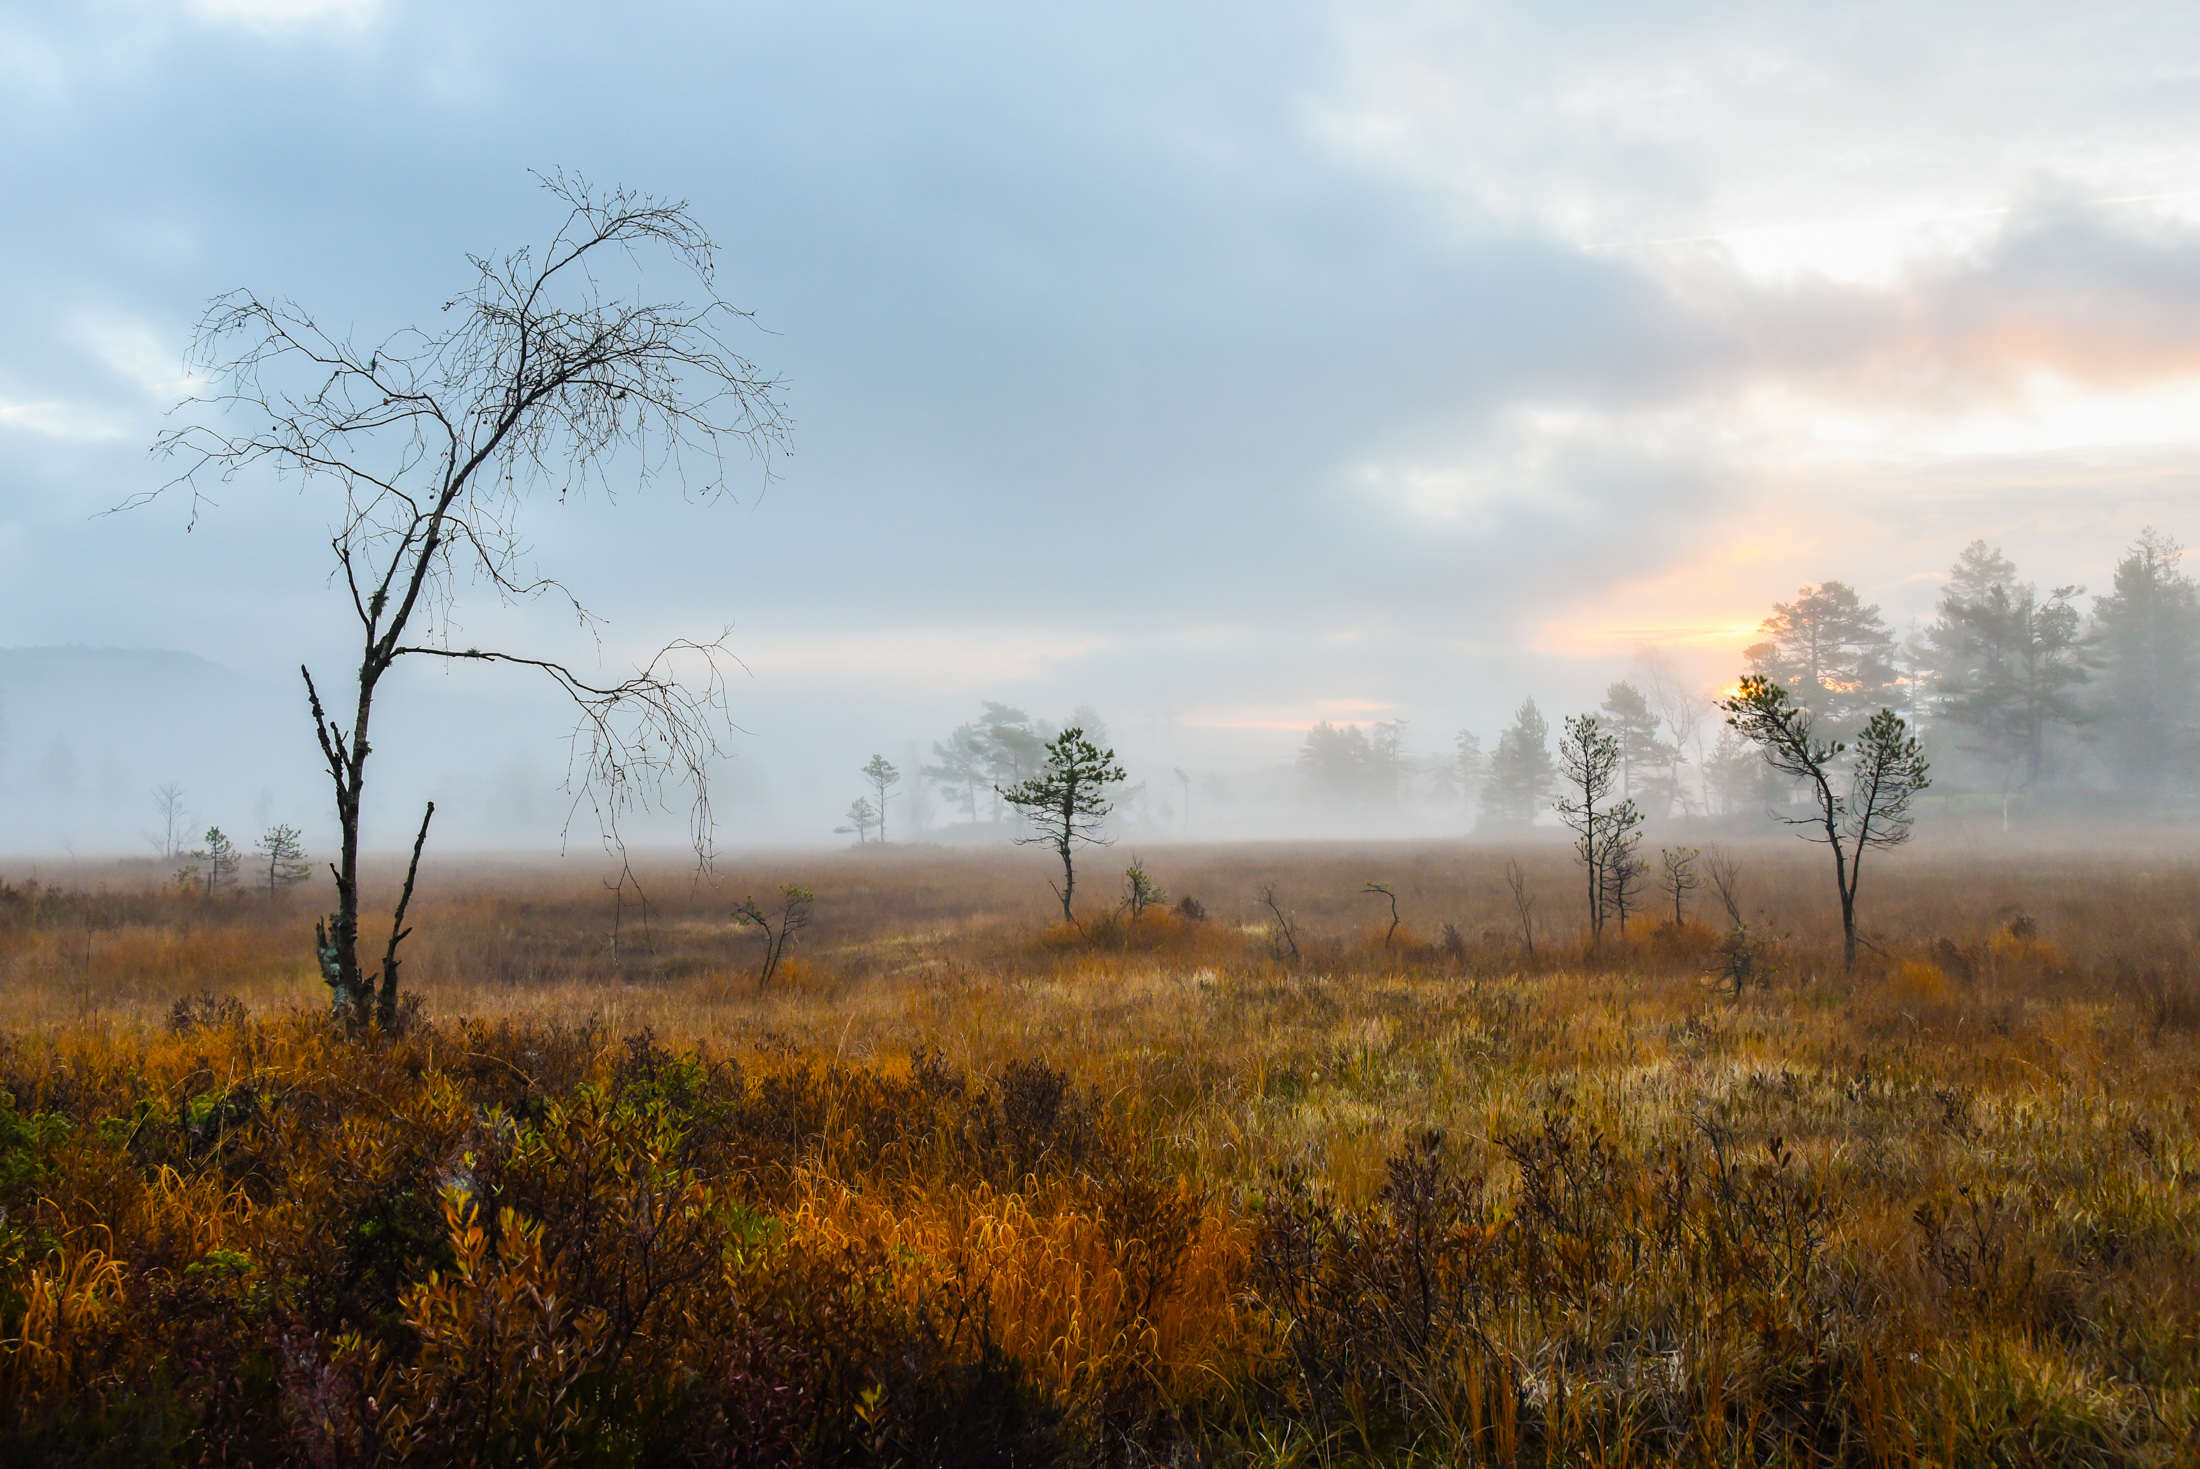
[1837,853,1858,971]
[1057,789,1076,922]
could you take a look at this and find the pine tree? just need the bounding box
[1744,581,1898,730]
[860,755,901,843]
[999,727,1127,922]
[1927,544,2085,811]
[836,797,879,844]
[2090,528,2200,800]
[1479,698,1555,830]
[1298,722,1374,808]
[1600,680,1677,812]
[1721,677,1930,970]
[1297,719,1410,811]
[1554,714,1643,942]
[185,827,241,898]
[254,824,314,898]
[923,724,989,824]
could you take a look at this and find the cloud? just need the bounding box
[0,399,129,442]
[7,0,2200,846]
[184,0,380,29]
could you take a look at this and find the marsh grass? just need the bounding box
[0,837,2196,1463]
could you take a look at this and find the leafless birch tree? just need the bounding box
[142,174,789,1027]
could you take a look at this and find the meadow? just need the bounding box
[0,833,2195,1466]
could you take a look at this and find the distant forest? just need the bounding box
[874,528,2199,839]
[1439,527,2197,829]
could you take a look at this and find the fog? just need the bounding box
[7,3,2200,863]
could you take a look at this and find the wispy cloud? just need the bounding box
[184,0,380,30]
[0,400,129,442]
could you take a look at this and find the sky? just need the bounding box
[5,0,2200,853]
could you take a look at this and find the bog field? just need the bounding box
[0,836,2195,1467]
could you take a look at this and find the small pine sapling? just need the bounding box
[183,827,242,898]
[255,823,314,899]
[836,797,879,845]
[1121,857,1166,921]
[860,754,901,843]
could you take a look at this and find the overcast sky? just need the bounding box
[6,0,2200,851]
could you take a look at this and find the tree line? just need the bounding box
[848,525,2195,856]
[1365,527,2200,831]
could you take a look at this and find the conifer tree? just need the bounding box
[1927,544,2085,812]
[999,727,1127,922]
[1479,698,1555,830]
[2090,528,2200,800]
[1721,676,1929,969]
[1744,582,1898,730]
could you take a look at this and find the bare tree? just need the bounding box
[735,884,814,991]
[147,783,191,860]
[1659,846,1700,927]
[145,175,788,1028]
[1635,644,1711,816]
[1504,859,1537,958]
[1702,847,1744,927]
[1701,847,1758,996]
[1362,880,1403,949]
[1259,883,1301,963]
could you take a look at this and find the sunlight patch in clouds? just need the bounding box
[1824,378,2200,461]
[733,625,1110,691]
[0,400,128,442]
[1182,696,1397,731]
[185,0,379,29]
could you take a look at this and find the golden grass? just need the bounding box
[1,836,2196,1463]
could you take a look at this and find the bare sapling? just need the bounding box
[1259,883,1301,963]
[735,884,814,991]
[374,803,434,1025]
[1363,880,1402,950]
[1604,827,1646,935]
[1504,859,1537,958]
[1660,846,1700,927]
[147,783,191,860]
[1702,846,1760,996]
[146,173,788,1029]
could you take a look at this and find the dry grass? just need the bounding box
[1,836,2197,1464]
